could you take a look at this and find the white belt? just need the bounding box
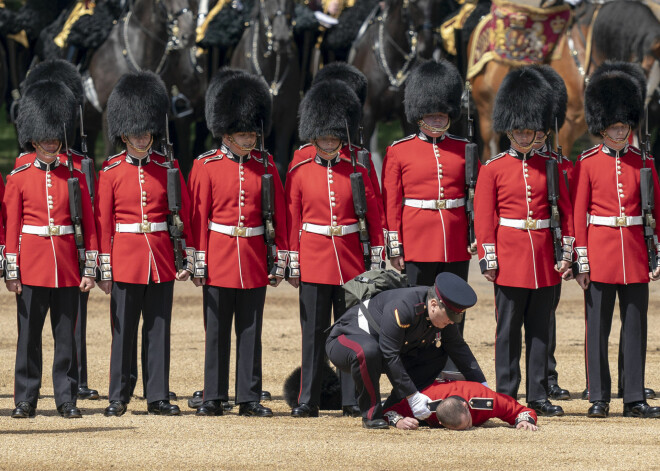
[588,214,643,227]
[302,222,359,236]
[22,224,74,236]
[115,222,168,233]
[208,221,264,237]
[404,197,466,210]
[499,218,551,230]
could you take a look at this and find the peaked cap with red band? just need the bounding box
[433,272,478,323]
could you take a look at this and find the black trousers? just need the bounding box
[299,281,355,407]
[405,260,469,336]
[109,281,174,404]
[14,285,79,408]
[585,281,647,404]
[494,284,555,403]
[547,283,561,387]
[202,285,267,404]
[75,291,90,388]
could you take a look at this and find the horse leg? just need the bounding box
[472,62,509,161]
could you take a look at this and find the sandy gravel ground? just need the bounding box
[0,260,659,470]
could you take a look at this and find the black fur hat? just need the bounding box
[529,64,567,130]
[585,61,645,135]
[404,59,463,124]
[312,62,368,106]
[492,67,554,133]
[107,71,169,146]
[283,363,341,410]
[22,59,84,108]
[206,71,272,138]
[17,80,77,151]
[298,79,361,142]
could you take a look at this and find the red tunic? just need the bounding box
[3,156,98,287]
[383,380,538,427]
[188,147,288,289]
[536,145,575,197]
[0,174,5,247]
[95,151,193,284]
[573,144,660,284]
[382,133,474,262]
[474,149,574,289]
[286,153,384,285]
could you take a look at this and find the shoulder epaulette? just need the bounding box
[203,155,224,164]
[446,133,469,142]
[484,152,506,165]
[288,158,313,173]
[339,157,367,169]
[152,160,170,168]
[298,143,312,150]
[102,161,121,172]
[252,154,275,167]
[628,146,641,156]
[196,149,217,160]
[579,145,600,161]
[106,151,123,161]
[390,134,415,146]
[9,163,30,175]
[18,151,30,158]
[152,149,165,157]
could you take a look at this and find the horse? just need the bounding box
[230,0,300,182]
[348,0,447,163]
[83,0,206,173]
[469,0,660,161]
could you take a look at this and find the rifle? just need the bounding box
[546,158,563,265]
[346,120,371,269]
[464,81,478,248]
[164,115,185,272]
[64,124,85,276]
[641,107,657,273]
[260,122,277,285]
[554,118,563,164]
[79,105,95,203]
[357,126,371,176]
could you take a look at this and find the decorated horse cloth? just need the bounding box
[466,0,571,79]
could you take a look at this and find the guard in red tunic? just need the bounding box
[574,61,660,419]
[17,59,100,402]
[5,79,98,419]
[474,67,574,417]
[383,380,537,431]
[189,70,287,417]
[96,71,194,417]
[528,65,573,402]
[381,60,473,334]
[287,79,384,418]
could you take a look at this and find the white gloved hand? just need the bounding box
[407,392,432,420]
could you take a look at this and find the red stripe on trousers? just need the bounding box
[337,334,378,420]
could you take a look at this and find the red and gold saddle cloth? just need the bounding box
[467,0,571,79]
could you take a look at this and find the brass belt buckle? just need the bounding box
[435,199,446,210]
[140,222,152,233]
[524,218,538,230]
[330,225,343,236]
[49,225,60,236]
[235,226,247,237]
[615,217,627,227]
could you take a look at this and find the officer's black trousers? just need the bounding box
[109,281,173,404]
[585,281,647,404]
[299,281,356,407]
[405,260,469,337]
[547,283,561,387]
[494,284,555,403]
[202,285,267,404]
[326,333,383,420]
[75,291,90,389]
[14,285,79,408]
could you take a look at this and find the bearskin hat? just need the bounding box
[492,67,554,133]
[298,79,361,142]
[283,363,341,410]
[205,70,272,138]
[404,59,463,124]
[22,59,84,108]
[528,64,567,130]
[16,80,77,151]
[312,62,368,106]
[585,61,645,135]
[107,71,169,146]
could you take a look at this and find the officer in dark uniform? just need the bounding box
[325,272,486,429]
[574,61,660,418]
